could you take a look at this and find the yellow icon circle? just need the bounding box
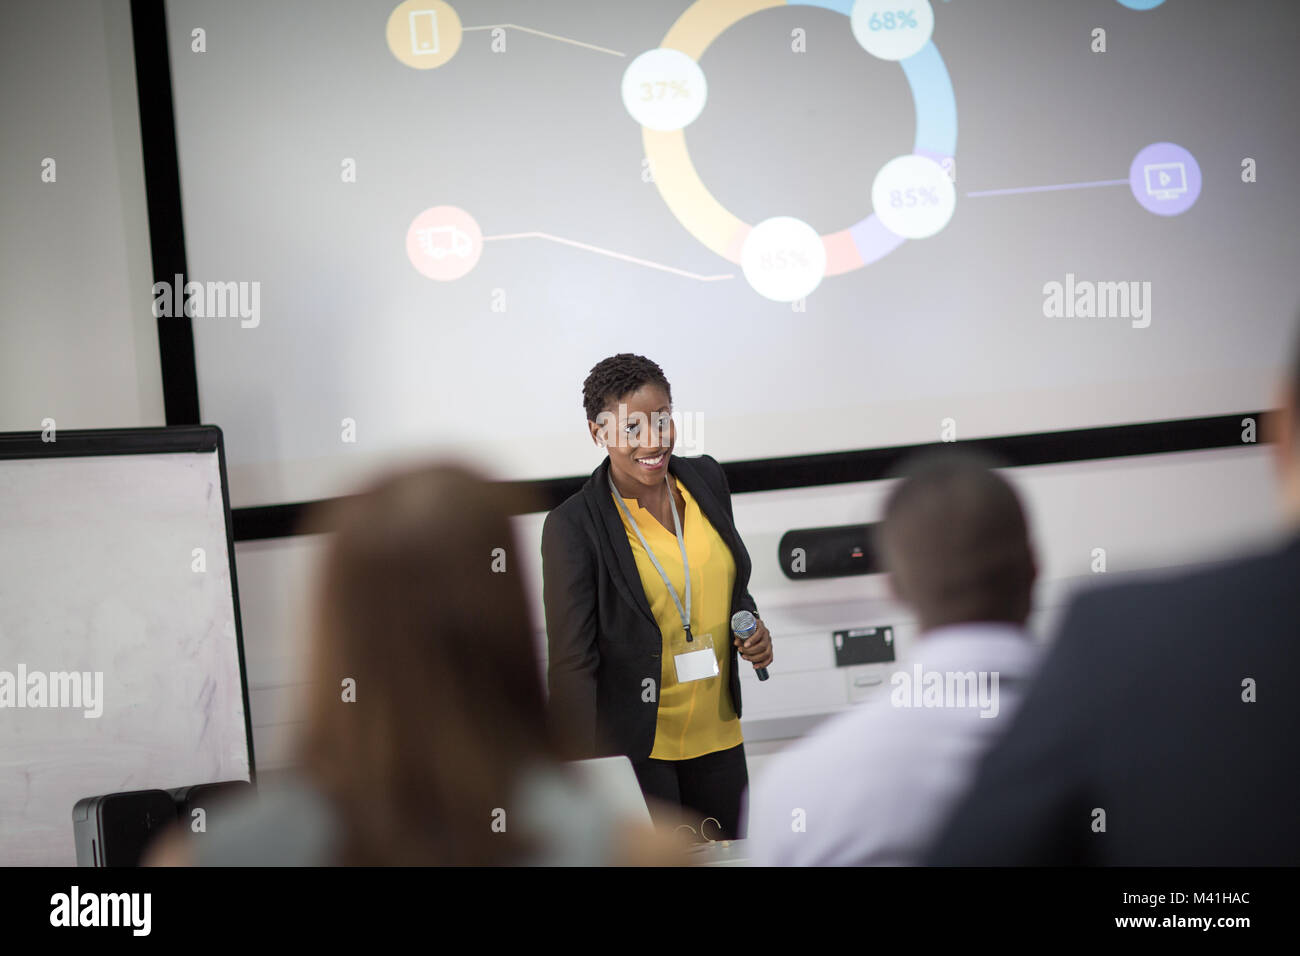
[386,1,462,69]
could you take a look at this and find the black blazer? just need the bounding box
[926,530,1300,865]
[540,453,760,760]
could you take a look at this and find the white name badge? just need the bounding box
[674,633,719,684]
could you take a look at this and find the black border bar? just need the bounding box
[3,863,1280,936]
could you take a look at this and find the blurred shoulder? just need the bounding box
[1054,536,1300,667]
[512,762,640,866]
[190,776,338,867]
[753,708,869,797]
[1065,538,1294,623]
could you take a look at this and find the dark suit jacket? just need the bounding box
[540,453,760,761]
[926,530,1300,865]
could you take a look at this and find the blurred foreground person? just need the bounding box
[148,462,681,866]
[927,332,1300,865]
[745,450,1040,864]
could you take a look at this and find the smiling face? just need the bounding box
[588,383,676,495]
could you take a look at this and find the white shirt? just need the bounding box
[744,622,1040,866]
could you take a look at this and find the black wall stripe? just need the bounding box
[132,0,200,426]
[231,411,1270,541]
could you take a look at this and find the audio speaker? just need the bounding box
[778,523,880,579]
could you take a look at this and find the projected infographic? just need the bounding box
[170,0,1295,503]
[389,0,1195,303]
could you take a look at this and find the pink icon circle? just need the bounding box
[406,206,482,280]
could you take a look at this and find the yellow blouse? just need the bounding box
[614,476,744,760]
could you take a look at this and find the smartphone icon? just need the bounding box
[409,10,439,55]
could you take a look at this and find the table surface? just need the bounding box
[684,838,752,866]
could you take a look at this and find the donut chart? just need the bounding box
[630,0,957,301]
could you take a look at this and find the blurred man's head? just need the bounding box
[1273,320,1300,526]
[876,450,1037,634]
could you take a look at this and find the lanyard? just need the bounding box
[609,470,693,642]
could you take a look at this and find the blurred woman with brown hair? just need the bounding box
[148,461,676,866]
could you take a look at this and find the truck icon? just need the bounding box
[416,224,474,259]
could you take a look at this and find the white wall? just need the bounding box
[0,0,163,431]
[233,442,1284,777]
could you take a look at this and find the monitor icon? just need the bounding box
[1143,162,1188,201]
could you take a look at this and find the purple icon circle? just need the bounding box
[1129,142,1202,216]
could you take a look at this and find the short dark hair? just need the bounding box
[875,449,1035,629]
[582,353,671,422]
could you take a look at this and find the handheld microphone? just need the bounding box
[730,610,770,682]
